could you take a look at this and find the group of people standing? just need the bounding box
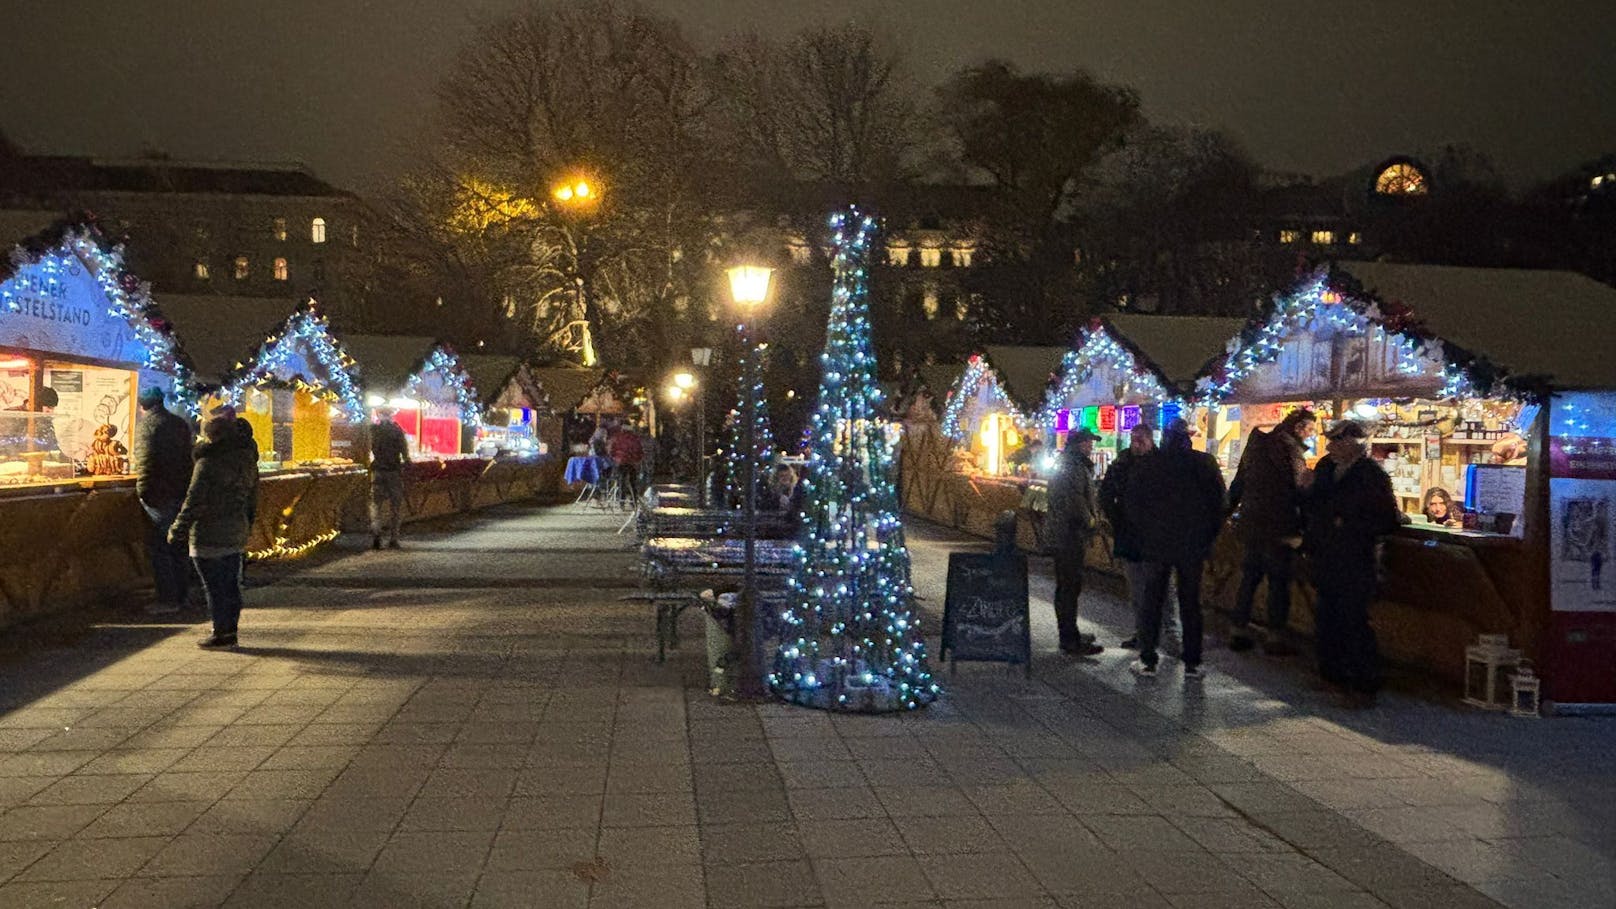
[134,391,419,651]
[1043,409,1402,705]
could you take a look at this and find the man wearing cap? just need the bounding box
[369,407,411,550]
[1046,429,1103,656]
[133,387,194,616]
[1304,420,1403,706]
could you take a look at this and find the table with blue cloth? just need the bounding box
[565,455,612,485]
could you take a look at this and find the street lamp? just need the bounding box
[726,263,774,699]
[689,348,713,506]
[552,175,601,366]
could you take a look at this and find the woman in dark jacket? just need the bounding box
[169,416,259,649]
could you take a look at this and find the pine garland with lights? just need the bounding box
[720,328,776,512]
[404,344,483,422]
[1036,319,1177,431]
[771,207,939,713]
[940,353,1027,442]
[219,301,367,422]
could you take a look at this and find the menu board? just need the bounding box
[45,364,133,462]
[941,552,1031,674]
[1467,465,1526,519]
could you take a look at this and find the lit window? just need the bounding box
[273,258,288,281]
[788,242,812,265]
[922,287,940,319]
[950,246,975,268]
[1278,230,1302,244]
[194,261,210,280]
[272,218,287,241]
[886,244,910,267]
[1348,231,1363,245]
[1311,230,1335,245]
[311,217,327,243]
[234,257,249,280]
[918,246,942,268]
[1374,162,1428,195]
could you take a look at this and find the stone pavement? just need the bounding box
[0,501,1611,908]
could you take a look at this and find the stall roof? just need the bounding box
[1103,314,1248,387]
[342,334,443,392]
[981,345,1067,409]
[1333,261,1616,390]
[528,365,606,412]
[462,355,524,407]
[153,295,303,385]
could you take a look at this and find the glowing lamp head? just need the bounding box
[673,371,696,390]
[552,184,574,202]
[727,264,774,308]
[665,384,685,402]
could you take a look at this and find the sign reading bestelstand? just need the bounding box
[1,254,153,367]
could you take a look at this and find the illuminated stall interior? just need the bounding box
[1192,263,1599,536]
[1037,315,1245,476]
[160,297,365,468]
[346,335,481,457]
[1,224,193,486]
[526,365,606,455]
[940,346,1063,477]
[465,355,546,456]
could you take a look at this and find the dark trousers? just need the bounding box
[1233,541,1294,634]
[195,555,245,637]
[142,503,191,607]
[1134,559,1206,668]
[1052,545,1086,646]
[1313,564,1381,693]
[369,471,405,540]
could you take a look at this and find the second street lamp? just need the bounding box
[727,263,774,699]
[688,348,713,506]
[552,175,601,366]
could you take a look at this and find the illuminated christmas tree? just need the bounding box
[720,331,775,512]
[771,208,939,713]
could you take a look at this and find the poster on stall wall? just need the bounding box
[45,365,132,462]
[1549,391,1616,613]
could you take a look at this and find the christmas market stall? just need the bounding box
[159,295,369,558]
[902,346,1062,538]
[1196,262,1616,700]
[464,355,545,458]
[525,364,606,455]
[0,222,194,629]
[1023,314,1245,555]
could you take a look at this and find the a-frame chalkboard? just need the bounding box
[940,551,1032,676]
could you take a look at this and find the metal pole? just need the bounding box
[695,385,707,508]
[735,318,765,698]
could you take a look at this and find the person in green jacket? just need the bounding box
[169,414,259,650]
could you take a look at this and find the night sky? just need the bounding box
[3,1,1609,192]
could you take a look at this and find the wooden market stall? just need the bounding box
[526,364,606,455]
[1193,262,1616,698]
[344,335,481,458]
[464,355,545,458]
[158,296,368,469]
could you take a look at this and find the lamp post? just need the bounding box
[552,176,600,366]
[727,263,774,699]
[690,347,713,506]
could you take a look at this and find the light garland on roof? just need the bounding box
[2,227,200,418]
[220,305,367,423]
[940,353,1028,441]
[405,346,482,422]
[1036,324,1176,431]
[1194,274,1495,405]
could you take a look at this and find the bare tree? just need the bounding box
[710,24,920,187]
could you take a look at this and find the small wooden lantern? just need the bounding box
[1463,634,1520,710]
[1509,661,1541,718]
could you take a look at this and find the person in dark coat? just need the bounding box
[1124,419,1227,677]
[1099,423,1155,649]
[1304,420,1404,706]
[170,416,259,649]
[1046,429,1102,656]
[132,387,195,616]
[369,408,411,549]
[1227,408,1317,655]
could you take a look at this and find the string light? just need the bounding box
[2,224,200,418]
[1036,322,1176,431]
[218,302,367,422]
[402,345,482,423]
[941,354,1028,441]
[770,207,940,713]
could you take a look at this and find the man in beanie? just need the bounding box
[369,407,411,549]
[133,387,194,616]
[1046,429,1103,656]
[1304,419,1402,706]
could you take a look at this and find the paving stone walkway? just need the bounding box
[0,501,1612,908]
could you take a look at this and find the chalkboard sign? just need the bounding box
[940,552,1031,675]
